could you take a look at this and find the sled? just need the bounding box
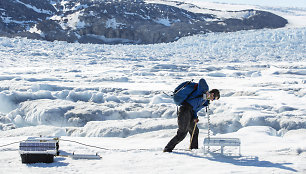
[69,152,102,160]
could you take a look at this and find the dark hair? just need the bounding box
[209,89,220,100]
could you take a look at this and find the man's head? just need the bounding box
[209,89,220,101]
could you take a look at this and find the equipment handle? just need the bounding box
[189,122,197,150]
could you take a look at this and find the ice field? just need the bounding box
[0,0,306,173]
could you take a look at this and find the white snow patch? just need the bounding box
[28,25,45,37]
[15,0,53,15]
[105,18,125,29]
[154,18,172,26]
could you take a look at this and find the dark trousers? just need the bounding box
[165,103,199,150]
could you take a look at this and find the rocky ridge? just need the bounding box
[0,0,288,44]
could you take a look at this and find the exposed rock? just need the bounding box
[0,0,288,44]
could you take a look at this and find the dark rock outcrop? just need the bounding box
[0,0,288,44]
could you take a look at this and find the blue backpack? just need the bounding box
[173,80,198,105]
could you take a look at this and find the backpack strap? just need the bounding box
[173,79,193,95]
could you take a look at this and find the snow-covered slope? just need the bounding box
[147,0,306,29]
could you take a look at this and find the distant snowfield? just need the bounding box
[146,0,306,28]
[0,0,306,173]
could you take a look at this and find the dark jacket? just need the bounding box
[185,79,209,118]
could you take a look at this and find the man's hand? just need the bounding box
[194,118,199,123]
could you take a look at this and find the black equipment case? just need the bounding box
[19,137,59,163]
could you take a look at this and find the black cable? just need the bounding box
[60,138,204,152]
[60,138,159,152]
[60,139,199,152]
[0,138,200,153]
[0,140,24,148]
[0,137,207,153]
[60,139,115,151]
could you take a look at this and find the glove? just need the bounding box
[203,93,207,100]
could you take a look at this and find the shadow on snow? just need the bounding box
[26,157,69,168]
[172,151,298,173]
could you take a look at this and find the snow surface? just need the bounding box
[15,0,53,15]
[0,0,306,173]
